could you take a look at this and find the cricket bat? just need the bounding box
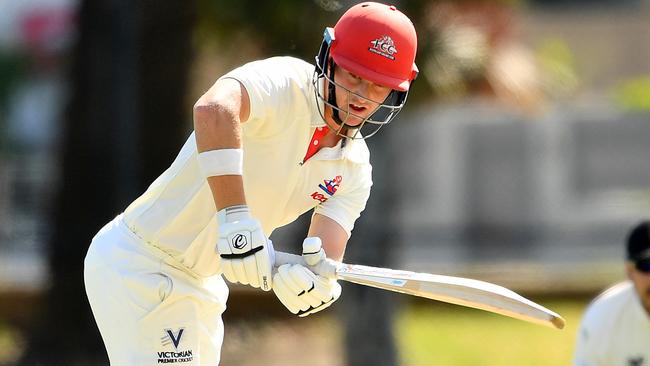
[275,251,565,330]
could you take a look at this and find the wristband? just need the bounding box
[197,149,243,177]
[217,204,251,224]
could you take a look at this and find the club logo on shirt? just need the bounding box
[369,35,397,60]
[311,175,342,204]
[158,328,193,363]
[319,176,342,196]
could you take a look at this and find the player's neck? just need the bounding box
[320,113,347,148]
[319,128,343,149]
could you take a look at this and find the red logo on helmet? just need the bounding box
[369,35,397,60]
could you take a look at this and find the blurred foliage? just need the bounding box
[419,0,544,109]
[194,0,442,56]
[196,0,334,56]
[194,0,540,106]
[614,75,650,111]
[194,0,439,103]
[535,38,579,99]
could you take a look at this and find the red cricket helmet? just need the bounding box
[312,2,419,139]
[330,2,418,91]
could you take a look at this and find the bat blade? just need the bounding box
[336,264,565,329]
[274,251,565,329]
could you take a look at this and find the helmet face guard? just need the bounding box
[313,28,412,140]
[312,3,418,140]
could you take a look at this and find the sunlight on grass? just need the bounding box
[396,298,588,366]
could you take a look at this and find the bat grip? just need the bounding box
[274,251,339,279]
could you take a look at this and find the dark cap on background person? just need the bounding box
[626,221,650,262]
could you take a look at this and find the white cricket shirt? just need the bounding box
[573,281,650,366]
[122,56,373,277]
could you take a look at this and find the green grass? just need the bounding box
[396,298,588,366]
[0,296,591,365]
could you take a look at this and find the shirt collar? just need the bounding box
[304,127,369,165]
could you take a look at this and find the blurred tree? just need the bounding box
[17,0,195,364]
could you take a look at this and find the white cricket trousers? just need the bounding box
[84,215,229,365]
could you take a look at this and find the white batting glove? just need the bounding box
[216,205,274,291]
[273,237,341,317]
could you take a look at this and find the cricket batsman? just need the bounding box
[84,2,418,365]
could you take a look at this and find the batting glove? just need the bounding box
[273,237,341,317]
[216,205,274,291]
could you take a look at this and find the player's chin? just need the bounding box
[340,113,366,128]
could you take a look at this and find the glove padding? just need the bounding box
[273,237,341,317]
[216,206,274,291]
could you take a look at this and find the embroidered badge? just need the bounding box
[369,35,397,60]
[311,175,342,204]
[158,328,194,363]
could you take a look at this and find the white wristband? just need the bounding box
[197,149,243,177]
[217,205,251,224]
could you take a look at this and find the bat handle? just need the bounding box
[274,251,339,279]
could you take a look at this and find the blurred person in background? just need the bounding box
[83,2,418,365]
[573,221,650,366]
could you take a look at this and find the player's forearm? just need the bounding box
[206,176,246,210]
[307,214,348,261]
